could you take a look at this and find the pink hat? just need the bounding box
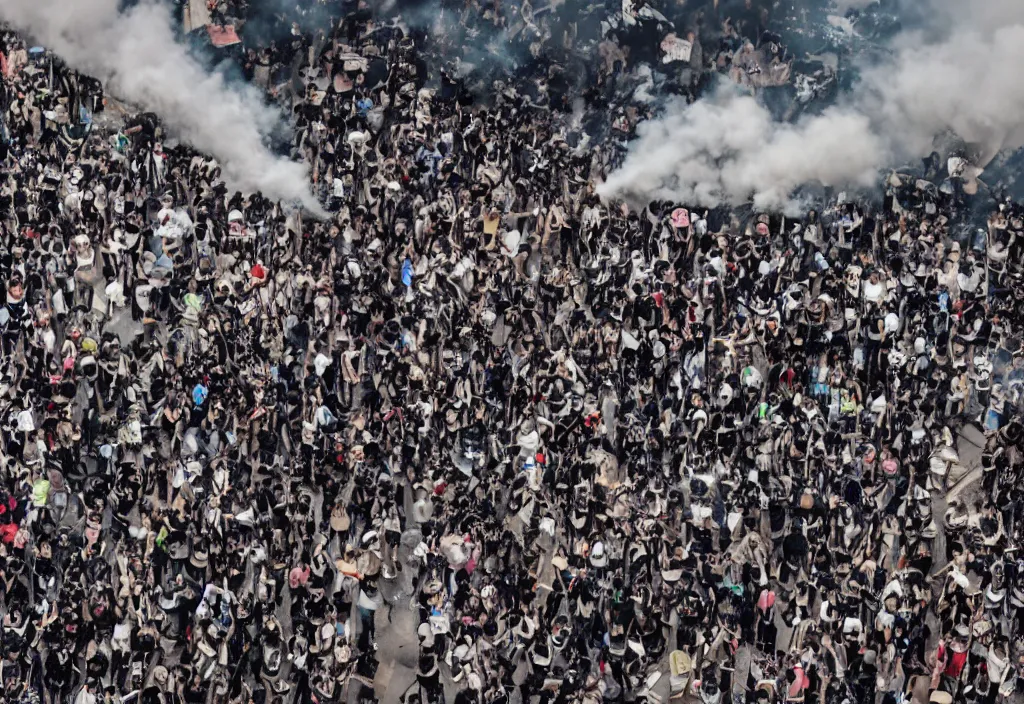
[882,457,899,476]
[671,208,690,228]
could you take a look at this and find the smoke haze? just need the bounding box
[0,0,324,215]
[599,0,1024,210]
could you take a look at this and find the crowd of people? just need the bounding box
[1,0,1024,703]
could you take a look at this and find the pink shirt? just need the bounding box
[289,566,310,590]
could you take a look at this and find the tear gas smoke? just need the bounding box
[600,90,884,211]
[600,0,1024,210]
[0,0,326,216]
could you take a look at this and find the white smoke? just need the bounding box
[860,24,1024,164]
[599,0,1024,210]
[599,91,884,210]
[0,0,325,215]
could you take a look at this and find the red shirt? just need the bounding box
[945,649,968,678]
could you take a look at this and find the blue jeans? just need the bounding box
[358,606,376,650]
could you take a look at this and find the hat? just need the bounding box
[152,665,169,684]
[419,654,439,678]
[356,550,381,577]
[662,562,684,583]
[330,505,351,532]
[589,541,608,567]
[166,534,189,561]
[412,498,432,524]
[570,506,587,530]
[1010,583,1024,608]
[313,353,332,376]
[929,692,953,704]
[878,448,899,472]
[670,650,692,677]
[986,585,1006,606]
[531,641,552,666]
[191,545,209,569]
[512,614,537,641]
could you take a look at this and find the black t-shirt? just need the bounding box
[679,589,705,624]
[636,295,656,323]
[184,681,207,704]
[189,402,209,428]
[782,531,809,564]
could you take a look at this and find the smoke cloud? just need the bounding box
[599,0,1024,210]
[599,91,884,210]
[0,0,325,215]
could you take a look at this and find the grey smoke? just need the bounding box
[600,0,1024,210]
[0,0,325,215]
[833,0,878,12]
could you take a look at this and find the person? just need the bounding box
[0,1,1023,703]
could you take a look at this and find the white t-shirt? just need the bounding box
[357,589,381,611]
[884,312,900,333]
[863,280,884,303]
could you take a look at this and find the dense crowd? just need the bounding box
[1,0,1024,704]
